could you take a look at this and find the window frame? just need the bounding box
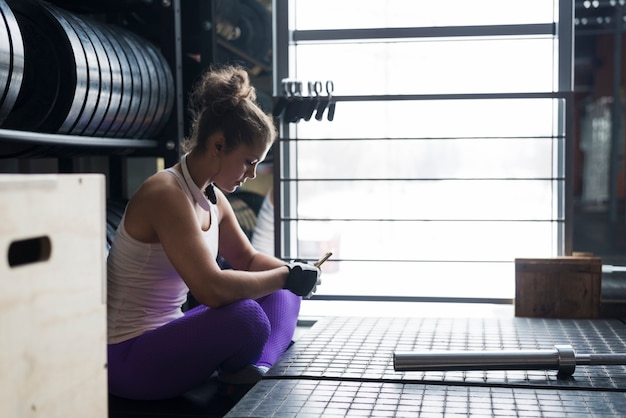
[271,0,575,306]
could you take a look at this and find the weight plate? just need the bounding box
[107,25,143,139]
[111,28,149,138]
[127,31,166,139]
[90,20,122,137]
[70,14,111,137]
[98,24,134,138]
[39,3,88,135]
[143,35,174,139]
[2,0,174,140]
[47,6,101,136]
[3,0,75,133]
[119,29,153,139]
[219,0,271,66]
[0,0,24,125]
[0,2,14,122]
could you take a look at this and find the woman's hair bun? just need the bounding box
[183,64,276,154]
[192,65,257,117]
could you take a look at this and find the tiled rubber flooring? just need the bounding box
[226,316,626,417]
[268,317,626,389]
[228,379,626,418]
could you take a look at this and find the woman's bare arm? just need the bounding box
[127,175,288,308]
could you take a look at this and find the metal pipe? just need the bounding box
[609,5,623,222]
[393,345,626,377]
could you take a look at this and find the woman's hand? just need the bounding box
[284,262,322,298]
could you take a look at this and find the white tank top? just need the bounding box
[107,168,219,344]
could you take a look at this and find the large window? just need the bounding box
[273,0,574,315]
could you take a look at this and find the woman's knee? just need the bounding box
[220,299,271,340]
[257,289,302,318]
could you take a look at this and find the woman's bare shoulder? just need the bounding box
[124,168,190,242]
[126,169,188,219]
[135,169,181,198]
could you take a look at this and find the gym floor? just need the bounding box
[227,316,626,417]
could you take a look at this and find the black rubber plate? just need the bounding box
[49,6,100,136]
[0,2,12,120]
[0,0,23,125]
[70,13,111,136]
[3,0,75,132]
[98,24,135,138]
[129,31,165,139]
[40,3,88,135]
[142,34,174,138]
[90,19,122,137]
[3,0,174,140]
[118,28,150,139]
[126,30,156,139]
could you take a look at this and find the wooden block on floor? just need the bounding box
[515,256,602,319]
[0,174,108,418]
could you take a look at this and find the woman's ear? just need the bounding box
[210,134,225,156]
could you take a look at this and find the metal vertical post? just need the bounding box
[559,0,575,255]
[273,0,291,260]
[610,6,624,222]
[158,0,184,167]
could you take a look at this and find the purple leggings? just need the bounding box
[107,290,300,400]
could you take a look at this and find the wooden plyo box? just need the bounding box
[515,256,602,319]
[0,174,107,418]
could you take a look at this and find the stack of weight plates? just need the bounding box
[0,0,24,127]
[2,0,174,139]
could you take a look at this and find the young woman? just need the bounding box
[106,65,321,400]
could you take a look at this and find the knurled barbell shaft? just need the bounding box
[393,345,626,376]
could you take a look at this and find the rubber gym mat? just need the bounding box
[225,379,626,418]
[267,317,626,390]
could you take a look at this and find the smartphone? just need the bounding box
[314,251,333,268]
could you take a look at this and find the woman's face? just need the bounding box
[213,141,270,193]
